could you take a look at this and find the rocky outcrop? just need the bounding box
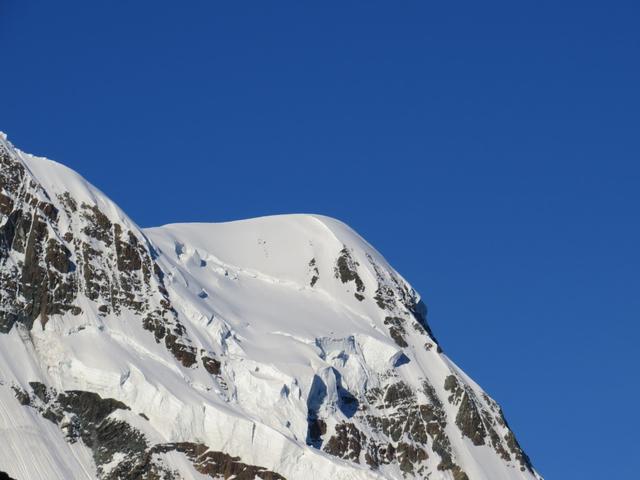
[308,257,320,287]
[0,145,80,332]
[14,382,146,477]
[305,368,472,479]
[163,443,286,479]
[0,141,197,369]
[334,246,366,301]
[383,316,410,348]
[444,374,535,473]
[13,383,285,480]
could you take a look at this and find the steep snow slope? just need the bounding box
[0,132,542,480]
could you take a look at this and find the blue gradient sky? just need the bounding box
[2,2,639,478]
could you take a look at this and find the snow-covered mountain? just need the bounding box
[0,132,542,480]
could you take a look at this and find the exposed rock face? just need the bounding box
[0,145,79,332]
[312,373,470,479]
[444,374,534,472]
[0,133,541,480]
[308,257,320,287]
[148,443,287,480]
[14,382,148,475]
[13,383,283,480]
[334,246,366,301]
[0,139,196,367]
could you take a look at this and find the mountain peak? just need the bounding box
[0,133,541,480]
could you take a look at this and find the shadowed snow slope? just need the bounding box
[0,132,542,480]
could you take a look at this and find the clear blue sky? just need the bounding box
[2,2,639,478]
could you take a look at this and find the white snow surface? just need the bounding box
[0,133,541,480]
